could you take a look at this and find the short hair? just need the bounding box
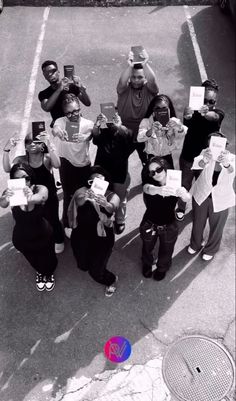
[145,94,176,118]
[62,93,80,110]
[41,60,58,71]
[133,63,143,70]
[201,79,219,92]
[10,162,36,184]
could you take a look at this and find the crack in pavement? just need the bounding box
[139,319,169,347]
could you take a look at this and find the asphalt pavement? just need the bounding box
[0,5,235,401]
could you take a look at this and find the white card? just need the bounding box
[7,178,28,207]
[166,169,182,189]
[91,177,109,196]
[189,86,205,110]
[209,136,227,161]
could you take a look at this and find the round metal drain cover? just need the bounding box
[162,335,235,401]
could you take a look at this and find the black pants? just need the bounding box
[139,219,178,273]
[59,158,91,227]
[71,229,116,286]
[43,194,64,243]
[134,142,148,165]
[177,157,201,212]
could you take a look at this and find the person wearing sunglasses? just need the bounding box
[52,94,94,237]
[92,112,134,235]
[67,165,120,297]
[187,132,235,261]
[38,60,91,128]
[175,79,225,221]
[3,132,65,254]
[0,163,58,291]
[137,94,187,168]
[140,156,190,280]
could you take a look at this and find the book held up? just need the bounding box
[8,178,28,207]
[100,103,116,123]
[166,169,182,191]
[65,120,80,142]
[154,107,170,127]
[91,177,109,196]
[64,65,75,81]
[189,86,205,111]
[131,45,145,64]
[209,136,227,161]
[32,121,46,142]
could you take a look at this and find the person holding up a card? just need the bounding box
[3,127,65,254]
[137,94,187,168]
[0,163,58,291]
[140,156,190,281]
[67,166,120,297]
[187,132,235,261]
[176,79,225,221]
[92,110,134,234]
[38,60,91,128]
[52,94,94,238]
[117,47,159,165]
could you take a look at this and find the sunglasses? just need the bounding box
[204,98,216,105]
[65,109,81,118]
[149,166,164,176]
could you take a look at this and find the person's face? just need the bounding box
[14,169,31,187]
[42,64,60,85]
[64,101,81,122]
[204,89,217,111]
[25,138,44,154]
[152,100,169,118]
[130,69,146,89]
[148,162,166,183]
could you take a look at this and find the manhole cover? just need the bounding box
[162,335,235,401]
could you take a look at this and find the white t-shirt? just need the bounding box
[53,116,94,167]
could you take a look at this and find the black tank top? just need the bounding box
[28,158,56,197]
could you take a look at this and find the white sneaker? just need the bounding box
[36,273,45,291]
[55,242,65,254]
[187,246,197,255]
[45,275,55,291]
[64,227,72,239]
[105,276,118,297]
[202,254,213,261]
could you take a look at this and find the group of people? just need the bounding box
[1,49,235,296]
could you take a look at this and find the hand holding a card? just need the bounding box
[52,125,68,141]
[199,104,209,117]
[202,148,213,164]
[217,150,230,167]
[183,106,194,120]
[3,134,20,152]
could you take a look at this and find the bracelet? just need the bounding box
[4,149,10,152]
[224,164,230,168]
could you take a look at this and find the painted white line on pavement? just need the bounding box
[183,5,208,82]
[19,7,50,139]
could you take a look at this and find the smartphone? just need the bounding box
[154,108,170,127]
[64,65,75,81]
[131,46,145,64]
[32,121,46,142]
[100,103,116,123]
[65,120,80,142]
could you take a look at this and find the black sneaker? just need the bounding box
[36,273,45,291]
[142,264,153,278]
[153,271,166,281]
[45,275,55,291]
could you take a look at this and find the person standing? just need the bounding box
[3,132,65,253]
[176,79,224,221]
[117,48,159,165]
[140,156,190,280]
[188,132,235,261]
[38,60,91,127]
[52,94,94,237]
[137,94,187,168]
[0,163,58,291]
[68,166,120,297]
[92,112,134,234]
